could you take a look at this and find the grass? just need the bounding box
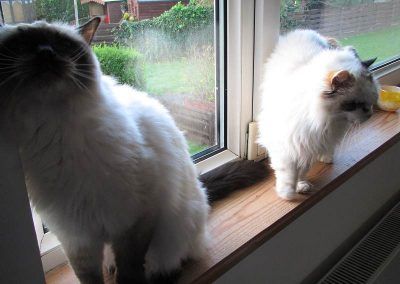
[340,26,400,63]
[143,58,214,97]
[188,141,208,155]
[142,57,213,156]
[143,59,194,95]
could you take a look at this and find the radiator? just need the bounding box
[319,201,400,284]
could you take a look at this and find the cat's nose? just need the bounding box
[37,44,55,57]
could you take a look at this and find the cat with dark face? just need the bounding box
[0,19,267,283]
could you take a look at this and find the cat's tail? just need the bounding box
[199,160,269,204]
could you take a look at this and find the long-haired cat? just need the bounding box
[258,29,379,200]
[0,18,267,283]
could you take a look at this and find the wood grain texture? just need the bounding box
[45,264,115,284]
[179,110,400,283]
[45,111,400,284]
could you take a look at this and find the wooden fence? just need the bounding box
[160,94,216,146]
[132,0,189,20]
[285,1,400,38]
[93,23,118,44]
[1,0,35,24]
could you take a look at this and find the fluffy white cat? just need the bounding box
[0,18,267,283]
[258,29,379,200]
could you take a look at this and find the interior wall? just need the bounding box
[0,121,45,284]
[216,141,400,284]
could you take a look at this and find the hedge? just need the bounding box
[92,45,144,89]
[115,1,213,41]
[114,1,214,60]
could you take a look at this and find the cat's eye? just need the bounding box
[341,101,357,111]
[341,101,370,112]
[324,90,337,97]
[362,105,371,113]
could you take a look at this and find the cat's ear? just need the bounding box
[345,46,360,59]
[76,17,101,45]
[361,58,377,69]
[326,37,340,49]
[329,70,355,92]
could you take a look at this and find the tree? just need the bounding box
[35,0,89,23]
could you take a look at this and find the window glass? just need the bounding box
[281,0,400,64]
[0,0,224,157]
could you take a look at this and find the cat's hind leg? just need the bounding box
[62,240,105,284]
[112,218,154,284]
[145,202,208,283]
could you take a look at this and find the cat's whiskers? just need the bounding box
[73,69,95,78]
[77,78,90,92]
[73,72,95,82]
[74,63,95,67]
[0,56,19,62]
[0,66,15,73]
[0,44,19,57]
[70,50,84,62]
[0,48,19,59]
[73,67,94,73]
[71,49,88,62]
[68,74,89,92]
[70,46,83,57]
[0,70,27,88]
[0,65,17,71]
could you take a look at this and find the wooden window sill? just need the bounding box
[45,110,400,284]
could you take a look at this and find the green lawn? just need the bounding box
[143,58,214,96]
[188,141,208,155]
[340,26,400,63]
[143,58,213,155]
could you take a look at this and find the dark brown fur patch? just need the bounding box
[199,159,269,204]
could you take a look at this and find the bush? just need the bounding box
[116,1,213,39]
[114,1,214,61]
[153,1,213,37]
[35,0,89,23]
[92,45,144,89]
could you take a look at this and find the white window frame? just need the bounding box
[197,0,256,173]
[7,0,400,277]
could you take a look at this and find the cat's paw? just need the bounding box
[276,187,305,201]
[318,154,333,164]
[149,270,181,284]
[102,243,116,276]
[296,181,313,194]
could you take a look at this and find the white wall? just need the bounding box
[0,120,45,284]
[217,141,400,284]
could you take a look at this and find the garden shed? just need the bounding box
[129,0,189,20]
[80,0,126,23]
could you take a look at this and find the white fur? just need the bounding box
[2,21,209,279]
[258,30,378,200]
[29,75,209,273]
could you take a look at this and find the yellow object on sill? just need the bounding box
[378,85,400,112]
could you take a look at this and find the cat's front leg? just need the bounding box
[62,241,105,284]
[274,161,301,200]
[318,151,334,164]
[296,164,315,194]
